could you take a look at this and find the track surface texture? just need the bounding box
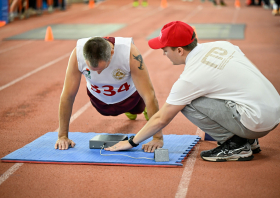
[0,0,280,197]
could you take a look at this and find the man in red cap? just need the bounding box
[106,21,280,162]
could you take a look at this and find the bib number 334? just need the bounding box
[91,82,130,96]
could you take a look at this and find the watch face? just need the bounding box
[129,136,135,140]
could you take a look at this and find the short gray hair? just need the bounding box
[83,37,111,68]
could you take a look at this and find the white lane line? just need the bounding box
[175,8,241,197]
[196,128,205,140]
[54,102,92,132]
[183,5,203,22]
[120,3,133,11]
[0,52,70,92]
[142,48,153,58]
[175,128,201,198]
[0,40,35,54]
[0,47,153,185]
[231,8,239,24]
[129,7,162,25]
[174,6,204,195]
[0,163,23,185]
[0,101,91,186]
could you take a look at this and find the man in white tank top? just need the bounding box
[105,21,280,162]
[54,37,163,152]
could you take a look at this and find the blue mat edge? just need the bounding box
[1,132,201,167]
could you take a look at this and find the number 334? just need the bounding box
[91,82,130,96]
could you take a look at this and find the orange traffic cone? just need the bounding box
[161,0,167,8]
[235,0,241,9]
[45,26,54,41]
[89,0,95,9]
[0,21,6,27]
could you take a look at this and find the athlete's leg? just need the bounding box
[127,95,145,115]
[124,92,146,120]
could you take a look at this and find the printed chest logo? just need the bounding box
[112,69,126,80]
[85,68,91,79]
[201,47,235,70]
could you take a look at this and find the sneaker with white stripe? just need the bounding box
[248,139,261,154]
[201,139,253,162]
[218,139,261,154]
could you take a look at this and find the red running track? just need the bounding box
[0,0,280,197]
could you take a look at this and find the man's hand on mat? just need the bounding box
[105,141,132,151]
[55,136,76,150]
[142,138,163,153]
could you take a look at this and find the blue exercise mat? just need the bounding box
[1,132,200,167]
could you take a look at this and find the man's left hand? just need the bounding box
[105,140,133,151]
[142,138,163,153]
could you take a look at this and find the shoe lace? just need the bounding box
[211,140,231,154]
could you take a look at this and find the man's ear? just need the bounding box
[177,47,184,56]
[111,48,114,57]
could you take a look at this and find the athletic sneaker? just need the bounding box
[9,12,16,22]
[124,112,137,120]
[143,107,149,121]
[263,4,270,9]
[201,137,253,162]
[48,5,54,13]
[218,139,261,154]
[272,9,280,16]
[211,0,217,6]
[220,0,226,6]
[142,1,148,7]
[248,139,261,154]
[133,1,139,7]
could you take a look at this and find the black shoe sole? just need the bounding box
[252,147,261,154]
[214,155,254,162]
[237,155,254,161]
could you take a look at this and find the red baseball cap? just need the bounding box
[148,21,195,49]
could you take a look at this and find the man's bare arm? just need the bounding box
[129,43,163,152]
[105,103,186,152]
[55,48,82,150]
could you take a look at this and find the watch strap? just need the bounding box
[128,136,139,147]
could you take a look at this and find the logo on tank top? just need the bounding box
[85,68,91,79]
[112,69,126,80]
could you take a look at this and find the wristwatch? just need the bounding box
[128,136,139,147]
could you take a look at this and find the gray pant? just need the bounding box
[181,97,273,143]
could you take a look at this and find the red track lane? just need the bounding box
[0,0,280,197]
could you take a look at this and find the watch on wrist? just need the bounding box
[128,136,139,147]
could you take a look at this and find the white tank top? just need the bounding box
[76,37,136,104]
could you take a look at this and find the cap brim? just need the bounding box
[148,37,166,49]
